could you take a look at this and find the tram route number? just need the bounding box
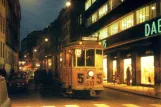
[97,74,102,84]
[86,81,94,86]
[78,74,84,84]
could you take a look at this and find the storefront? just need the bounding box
[104,17,161,86]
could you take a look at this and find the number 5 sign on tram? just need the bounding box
[97,74,102,84]
[78,74,84,84]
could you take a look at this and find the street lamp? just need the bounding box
[34,49,37,52]
[45,38,48,42]
[66,0,71,7]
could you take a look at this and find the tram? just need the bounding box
[56,37,104,97]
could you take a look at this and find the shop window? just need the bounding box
[120,14,134,31]
[141,56,154,85]
[124,58,132,82]
[109,23,118,35]
[113,60,117,76]
[99,27,108,40]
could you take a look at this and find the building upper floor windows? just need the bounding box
[136,3,156,25]
[86,0,125,27]
[90,2,156,41]
[85,0,96,11]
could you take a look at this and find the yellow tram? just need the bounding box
[56,37,104,97]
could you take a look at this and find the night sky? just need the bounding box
[20,0,66,42]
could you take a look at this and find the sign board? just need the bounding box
[0,58,4,64]
[145,18,161,37]
[82,37,98,41]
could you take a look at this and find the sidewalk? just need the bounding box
[103,81,161,99]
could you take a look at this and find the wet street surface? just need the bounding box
[9,82,161,107]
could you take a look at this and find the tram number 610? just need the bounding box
[86,81,94,86]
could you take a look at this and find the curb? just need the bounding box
[103,85,161,99]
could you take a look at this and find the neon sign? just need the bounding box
[145,18,161,36]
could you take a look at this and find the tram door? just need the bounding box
[68,49,72,87]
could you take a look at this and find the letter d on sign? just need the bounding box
[145,23,150,37]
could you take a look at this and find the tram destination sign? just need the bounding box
[145,18,161,37]
[82,37,98,41]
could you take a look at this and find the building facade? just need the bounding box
[84,0,161,86]
[0,0,21,73]
[59,0,85,48]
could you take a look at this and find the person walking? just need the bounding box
[34,69,41,91]
[2,67,7,79]
[126,67,131,86]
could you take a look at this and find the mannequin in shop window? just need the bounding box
[126,67,131,86]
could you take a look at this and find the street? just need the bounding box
[9,82,161,107]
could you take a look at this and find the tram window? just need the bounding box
[86,49,95,66]
[76,49,85,66]
[96,49,102,55]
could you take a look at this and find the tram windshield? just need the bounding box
[74,49,95,67]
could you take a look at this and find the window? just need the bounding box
[86,49,95,66]
[120,14,134,31]
[99,4,108,18]
[76,49,85,66]
[136,3,156,24]
[109,22,119,35]
[85,0,96,10]
[99,27,108,40]
[85,0,91,10]
[92,12,98,23]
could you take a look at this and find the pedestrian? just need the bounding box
[2,67,7,79]
[34,69,41,91]
[47,69,53,87]
[0,66,3,76]
[126,67,131,86]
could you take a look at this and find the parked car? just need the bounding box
[7,72,29,91]
[0,76,11,107]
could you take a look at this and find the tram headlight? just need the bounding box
[88,70,94,77]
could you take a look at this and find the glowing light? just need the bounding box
[79,41,82,45]
[151,6,156,10]
[24,55,26,58]
[66,1,71,7]
[94,104,110,107]
[34,49,37,52]
[45,38,48,42]
[98,42,102,45]
[88,71,94,77]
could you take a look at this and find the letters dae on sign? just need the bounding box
[145,18,161,37]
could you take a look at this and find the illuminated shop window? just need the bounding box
[99,4,108,18]
[113,60,117,76]
[92,13,98,23]
[120,14,134,31]
[124,59,132,82]
[141,56,154,85]
[136,3,156,24]
[99,27,108,40]
[109,23,118,35]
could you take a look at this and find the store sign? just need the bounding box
[145,18,161,37]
